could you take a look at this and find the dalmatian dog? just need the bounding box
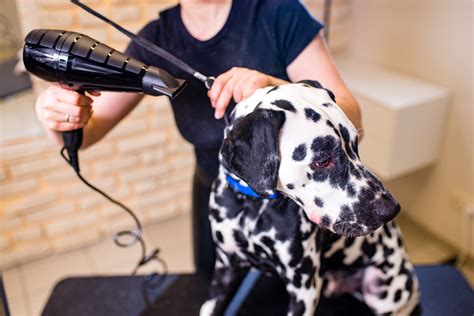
[200,81,420,316]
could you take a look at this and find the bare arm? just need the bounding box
[287,33,363,137]
[82,92,144,148]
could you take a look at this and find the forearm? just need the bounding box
[334,94,363,139]
[80,92,144,149]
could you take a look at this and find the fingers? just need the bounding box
[42,105,93,131]
[43,100,92,117]
[43,106,92,124]
[208,68,234,105]
[233,71,255,103]
[242,75,266,100]
[50,85,93,106]
[208,67,271,119]
[87,90,102,97]
[214,74,239,119]
[37,86,95,132]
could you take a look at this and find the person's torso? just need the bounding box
[135,1,291,176]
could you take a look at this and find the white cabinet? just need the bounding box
[336,57,449,180]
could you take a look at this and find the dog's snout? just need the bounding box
[373,194,400,223]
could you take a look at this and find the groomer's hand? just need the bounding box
[36,84,99,132]
[208,67,287,119]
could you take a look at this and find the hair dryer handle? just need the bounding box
[61,90,85,173]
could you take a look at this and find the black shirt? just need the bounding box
[125,0,323,178]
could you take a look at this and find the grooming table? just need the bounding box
[41,265,473,316]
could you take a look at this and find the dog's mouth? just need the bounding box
[330,221,379,237]
[312,214,376,237]
[307,193,400,237]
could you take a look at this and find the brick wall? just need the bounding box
[1,0,349,270]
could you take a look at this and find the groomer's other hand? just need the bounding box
[208,67,287,119]
[36,84,98,132]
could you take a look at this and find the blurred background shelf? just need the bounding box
[336,56,449,180]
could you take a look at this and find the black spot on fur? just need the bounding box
[350,186,381,232]
[209,206,223,222]
[233,230,248,248]
[304,108,321,123]
[314,197,324,207]
[347,183,356,197]
[379,290,388,299]
[345,237,355,247]
[289,299,306,315]
[349,164,362,180]
[397,235,404,247]
[351,138,360,158]
[272,99,296,112]
[293,273,302,288]
[289,239,305,268]
[322,102,332,107]
[295,197,305,206]
[261,236,275,249]
[339,123,356,160]
[383,245,395,258]
[380,276,394,286]
[324,89,336,102]
[326,120,340,136]
[299,257,314,275]
[306,172,312,180]
[394,289,403,303]
[298,80,336,102]
[362,240,376,258]
[383,224,393,239]
[215,231,224,243]
[287,183,295,190]
[298,79,323,89]
[255,199,302,241]
[292,144,307,161]
[339,205,355,222]
[266,86,279,94]
[320,215,331,227]
[320,248,345,274]
[405,273,414,292]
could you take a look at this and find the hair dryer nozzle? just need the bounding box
[142,66,186,99]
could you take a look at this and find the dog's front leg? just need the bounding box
[200,251,249,316]
[285,268,322,316]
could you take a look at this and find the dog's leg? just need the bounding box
[283,264,322,316]
[361,261,419,315]
[200,250,249,316]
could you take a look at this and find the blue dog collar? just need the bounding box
[225,174,280,199]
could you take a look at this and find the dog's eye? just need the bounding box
[310,158,332,170]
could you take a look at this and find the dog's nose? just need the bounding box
[373,194,401,223]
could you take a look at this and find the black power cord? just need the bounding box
[60,147,168,292]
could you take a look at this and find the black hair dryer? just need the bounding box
[23,29,186,172]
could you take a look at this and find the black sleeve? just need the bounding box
[124,19,161,66]
[272,0,324,66]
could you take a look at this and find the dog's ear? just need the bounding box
[298,79,336,103]
[221,109,286,196]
